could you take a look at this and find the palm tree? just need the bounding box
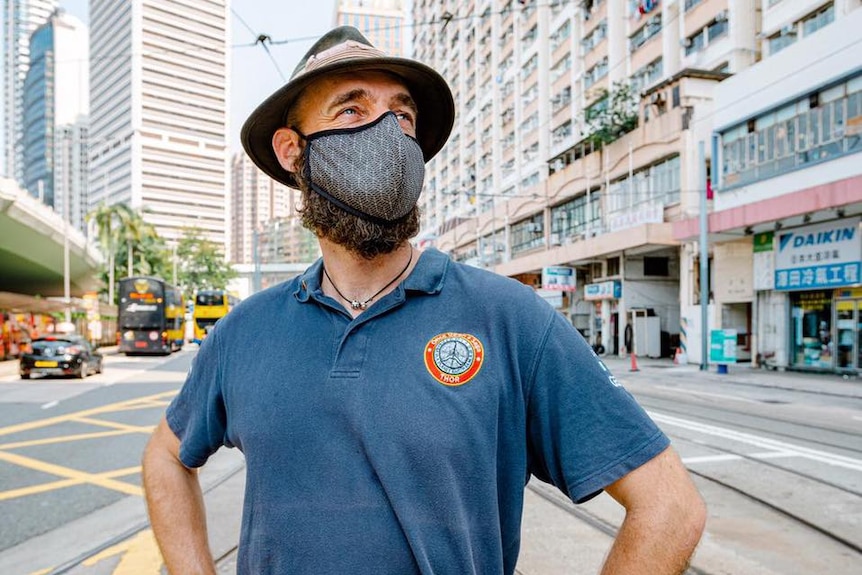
[120,208,153,277]
[86,202,131,304]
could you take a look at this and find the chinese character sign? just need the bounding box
[774,217,861,291]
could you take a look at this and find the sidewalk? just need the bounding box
[599,354,862,399]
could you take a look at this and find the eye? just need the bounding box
[338,108,358,117]
[394,111,414,123]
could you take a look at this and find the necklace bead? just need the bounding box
[323,250,413,312]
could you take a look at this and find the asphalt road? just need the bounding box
[0,349,860,574]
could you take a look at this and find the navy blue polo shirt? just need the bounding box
[166,248,668,574]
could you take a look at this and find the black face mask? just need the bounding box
[296,112,426,223]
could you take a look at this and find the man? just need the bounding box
[142,26,706,574]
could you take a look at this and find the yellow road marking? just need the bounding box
[0,429,130,450]
[0,478,83,501]
[0,465,142,501]
[82,530,163,574]
[0,450,142,496]
[0,391,177,438]
[114,530,163,574]
[73,416,154,434]
[28,569,52,575]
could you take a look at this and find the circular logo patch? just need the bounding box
[424,332,484,386]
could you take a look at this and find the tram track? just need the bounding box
[637,394,862,455]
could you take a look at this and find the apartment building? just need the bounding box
[230,152,293,264]
[674,1,862,373]
[87,0,229,248]
[410,0,751,360]
[334,0,405,56]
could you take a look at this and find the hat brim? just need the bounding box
[240,57,455,190]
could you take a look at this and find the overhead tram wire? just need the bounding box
[230,6,286,82]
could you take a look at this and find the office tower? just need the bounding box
[334,0,405,56]
[230,152,293,264]
[21,9,88,217]
[2,0,58,182]
[87,0,229,248]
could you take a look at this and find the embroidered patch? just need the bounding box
[424,332,484,386]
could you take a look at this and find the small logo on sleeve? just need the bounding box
[424,333,484,386]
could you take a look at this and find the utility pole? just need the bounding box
[699,141,709,371]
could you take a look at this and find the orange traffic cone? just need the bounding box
[630,350,640,372]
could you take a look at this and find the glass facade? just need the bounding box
[790,291,832,369]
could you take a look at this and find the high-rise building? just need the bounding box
[2,0,58,182]
[334,0,405,56]
[230,152,293,264]
[21,9,88,217]
[87,0,229,249]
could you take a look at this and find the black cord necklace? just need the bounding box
[323,249,413,311]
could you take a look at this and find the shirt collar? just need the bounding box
[293,247,449,303]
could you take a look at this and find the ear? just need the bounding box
[272,128,303,174]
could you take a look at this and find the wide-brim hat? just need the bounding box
[241,26,455,189]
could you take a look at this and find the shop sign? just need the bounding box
[584,280,621,300]
[608,203,663,233]
[709,329,737,364]
[542,266,576,291]
[774,217,861,291]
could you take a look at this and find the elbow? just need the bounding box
[675,486,708,557]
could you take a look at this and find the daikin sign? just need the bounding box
[774,217,861,291]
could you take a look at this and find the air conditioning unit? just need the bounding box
[781,23,796,36]
[681,38,693,48]
[715,10,728,22]
[550,233,562,246]
[649,92,665,105]
[526,222,543,233]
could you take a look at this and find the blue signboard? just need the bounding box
[774,217,861,291]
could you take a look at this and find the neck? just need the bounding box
[320,241,416,314]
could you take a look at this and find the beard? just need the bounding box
[293,147,421,260]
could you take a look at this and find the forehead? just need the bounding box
[294,70,414,114]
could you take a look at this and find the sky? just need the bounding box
[59,0,338,153]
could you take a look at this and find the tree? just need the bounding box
[86,202,134,304]
[582,81,639,147]
[175,227,237,300]
[88,204,172,303]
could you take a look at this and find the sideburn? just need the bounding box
[292,144,421,260]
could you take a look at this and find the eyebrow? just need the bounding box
[324,88,419,118]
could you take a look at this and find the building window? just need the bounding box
[511,214,545,255]
[721,73,862,188]
[802,3,834,36]
[629,14,661,52]
[550,191,601,241]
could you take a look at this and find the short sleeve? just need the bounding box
[165,328,229,468]
[526,312,669,503]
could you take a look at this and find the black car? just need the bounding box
[19,335,103,380]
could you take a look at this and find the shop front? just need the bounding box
[585,280,621,355]
[776,217,861,373]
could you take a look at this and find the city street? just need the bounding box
[0,349,859,574]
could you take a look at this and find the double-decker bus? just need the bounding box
[192,289,239,344]
[117,276,185,355]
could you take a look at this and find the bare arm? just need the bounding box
[142,417,216,575]
[600,446,706,575]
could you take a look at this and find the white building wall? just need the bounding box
[88,0,228,248]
